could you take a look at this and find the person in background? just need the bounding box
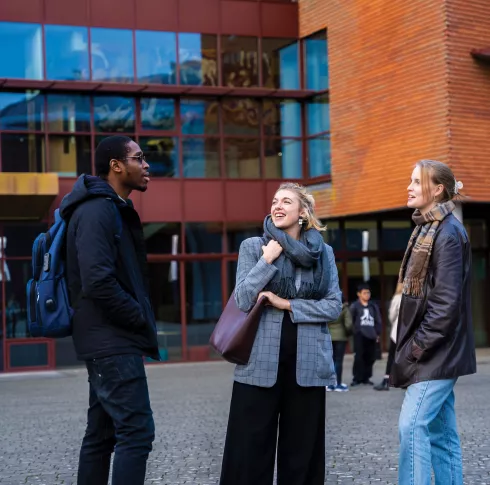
[392,159,476,485]
[327,294,353,392]
[350,283,382,386]
[374,283,403,391]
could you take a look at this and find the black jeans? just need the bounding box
[385,339,396,376]
[77,354,155,485]
[352,334,377,383]
[332,340,347,385]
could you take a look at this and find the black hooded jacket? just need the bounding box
[60,175,159,361]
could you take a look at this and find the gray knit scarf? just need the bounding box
[262,215,329,300]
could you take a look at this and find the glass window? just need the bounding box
[144,223,181,254]
[47,94,90,132]
[45,25,89,81]
[227,223,263,253]
[140,98,175,131]
[0,91,44,131]
[225,138,260,179]
[223,98,260,136]
[306,95,330,135]
[322,221,341,251]
[221,36,259,87]
[264,138,302,179]
[48,135,91,176]
[185,261,223,346]
[263,99,301,137]
[4,260,31,340]
[381,221,413,251]
[9,343,49,365]
[0,22,43,80]
[147,262,183,361]
[139,136,178,178]
[3,224,48,257]
[262,38,299,89]
[179,33,218,86]
[136,30,176,85]
[183,138,220,178]
[308,135,330,178]
[304,31,328,90]
[91,28,134,83]
[1,134,45,173]
[465,220,487,249]
[181,99,219,135]
[346,221,378,251]
[471,254,488,347]
[185,223,223,253]
[93,96,135,133]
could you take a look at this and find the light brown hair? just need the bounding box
[275,182,326,231]
[416,159,461,203]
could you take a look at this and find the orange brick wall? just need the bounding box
[446,0,490,202]
[300,0,490,218]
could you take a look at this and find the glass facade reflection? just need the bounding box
[225,138,260,178]
[264,138,302,179]
[183,138,220,178]
[181,99,219,135]
[0,92,44,131]
[141,98,176,131]
[139,136,178,177]
[179,34,218,86]
[308,135,331,177]
[263,99,301,137]
[305,31,328,90]
[91,28,134,83]
[93,96,135,133]
[307,95,330,135]
[47,94,91,132]
[136,30,176,84]
[221,36,259,87]
[0,22,43,80]
[45,25,89,81]
[48,135,91,176]
[262,38,299,89]
[1,134,45,172]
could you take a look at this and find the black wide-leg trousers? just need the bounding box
[220,355,326,485]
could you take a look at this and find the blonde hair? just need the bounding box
[394,282,403,296]
[275,182,326,231]
[417,159,463,203]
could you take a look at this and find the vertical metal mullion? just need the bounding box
[257,36,263,88]
[1,227,6,370]
[132,29,137,84]
[90,96,96,175]
[175,32,180,86]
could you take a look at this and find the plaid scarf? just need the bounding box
[398,201,455,297]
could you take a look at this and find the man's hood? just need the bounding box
[59,175,125,220]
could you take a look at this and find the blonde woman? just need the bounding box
[220,183,342,485]
[374,282,402,391]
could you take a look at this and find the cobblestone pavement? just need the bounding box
[1,352,490,485]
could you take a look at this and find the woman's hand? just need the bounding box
[261,240,283,265]
[258,291,291,311]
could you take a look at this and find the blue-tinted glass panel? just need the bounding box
[305,31,328,90]
[179,34,218,86]
[225,138,260,179]
[222,36,258,87]
[0,22,43,80]
[47,94,90,132]
[263,99,301,137]
[140,98,175,131]
[91,28,134,83]
[45,25,89,81]
[0,91,44,131]
[181,99,219,135]
[93,96,135,133]
[223,98,260,136]
[308,135,330,177]
[1,134,45,173]
[227,223,262,253]
[139,136,178,178]
[262,38,299,89]
[185,223,222,253]
[136,30,176,84]
[183,137,220,178]
[306,95,329,135]
[10,343,48,367]
[264,138,302,179]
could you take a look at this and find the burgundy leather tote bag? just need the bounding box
[209,294,267,365]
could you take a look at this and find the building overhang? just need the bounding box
[471,48,490,62]
[0,173,59,220]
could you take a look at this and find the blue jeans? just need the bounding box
[77,354,155,485]
[398,379,463,485]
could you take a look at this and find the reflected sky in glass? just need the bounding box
[0,91,44,130]
[179,33,217,86]
[93,96,135,133]
[91,28,134,83]
[136,31,176,84]
[308,136,331,177]
[305,35,328,90]
[307,96,330,135]
[141,98,176,131]
[45,25,89,81]
[0,22,43,80]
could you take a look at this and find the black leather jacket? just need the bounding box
[391,214,477,388]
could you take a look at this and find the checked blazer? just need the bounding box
[233,237,342,388]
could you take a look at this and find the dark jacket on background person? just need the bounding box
[349,300,381,341]
[60,175,159,361]
[391,214,476,389]
[329,303,353,341]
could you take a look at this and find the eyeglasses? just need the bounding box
[126,154,146,164]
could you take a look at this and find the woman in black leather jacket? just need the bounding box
[391,159,476,485]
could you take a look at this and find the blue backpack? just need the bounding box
[27,200,122,338]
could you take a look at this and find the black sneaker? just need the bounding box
[374,378,390,391]
[350,380,361,387]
